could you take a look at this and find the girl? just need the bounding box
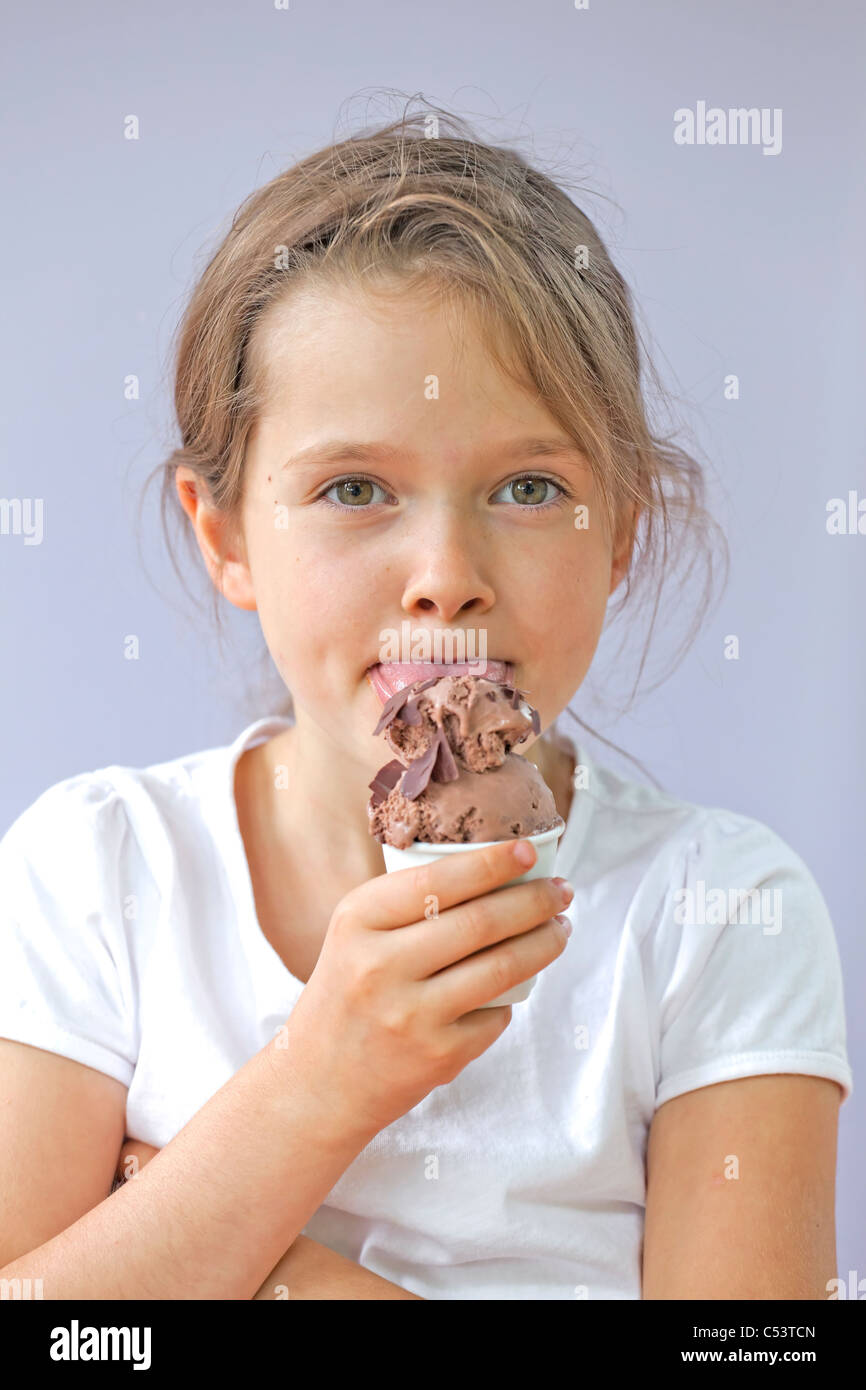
[0,103,852,1300]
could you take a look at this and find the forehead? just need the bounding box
[248,274,526,398]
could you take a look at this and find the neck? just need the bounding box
[258,718,388,881]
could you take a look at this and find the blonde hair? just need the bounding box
[146,95,727,780]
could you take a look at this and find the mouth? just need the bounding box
[366,659,515,705]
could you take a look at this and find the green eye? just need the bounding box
[316,472,570,514]
[320,477,389,510]
[493,475,567,512]
[334,478,376,506]
[507,477,558,506]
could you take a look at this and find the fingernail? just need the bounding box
[513,840,535,867]
[553,876,575,905]
[555,913,573,937]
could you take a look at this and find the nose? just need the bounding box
[400,506,495,621]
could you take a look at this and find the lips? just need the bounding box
[367,660,515,705]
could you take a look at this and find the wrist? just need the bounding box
[260,1029,378,1156]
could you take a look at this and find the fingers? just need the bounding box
[395,875,569,981]
[428,909,570,1021]
[344,838,538,932]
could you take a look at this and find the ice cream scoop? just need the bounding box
[367,674,564,850]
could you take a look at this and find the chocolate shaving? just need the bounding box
[400,698,422,726]
[371,686,413,736]
[432,727,459,783]
[499,681,530,705]
[399,734,440,799]
[371,675,440,735]
[399,726,463,800]
[368,758,405,808]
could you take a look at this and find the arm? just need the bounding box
[0,1037,378,1300]
[253,1234,423,1300]
[642,1073,842,1299]
[117,1140,423,1300]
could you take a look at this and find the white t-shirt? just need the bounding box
[0,716,853,1300]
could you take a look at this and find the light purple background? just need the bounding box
[2,1,864,1284]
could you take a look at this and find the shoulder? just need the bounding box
[566,748,826,922]
[679,800,819,880]
[0,771,132,870]
[0,736,226,897]
[670,801,834,948]
[0,772,154,967]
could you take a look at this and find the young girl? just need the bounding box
[0,105,852,1300]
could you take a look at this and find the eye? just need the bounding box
[318,476,391,510]
[315,471,571,514]
[493,475,569,512]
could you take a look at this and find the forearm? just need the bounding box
[0,1040,375,1300]
[253,1235,424,1300]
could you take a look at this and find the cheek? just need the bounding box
[538,533,611,619]
[524,539,612,698]
[253,528,376,661]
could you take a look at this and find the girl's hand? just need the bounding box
[279,838,571,1141]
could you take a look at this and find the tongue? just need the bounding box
[375,660,507,696]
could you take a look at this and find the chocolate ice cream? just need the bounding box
[367,674,564,849]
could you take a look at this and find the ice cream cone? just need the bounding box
[381,822,566,1006]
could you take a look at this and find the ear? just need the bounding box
[175,468,257,612]
[609,503,640,596]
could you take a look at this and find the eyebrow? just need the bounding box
[281,437,588,470]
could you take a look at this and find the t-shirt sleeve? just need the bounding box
[0,776,139,1087]
[648,809,854,1109]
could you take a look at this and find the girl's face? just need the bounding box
[184,280,632,775]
